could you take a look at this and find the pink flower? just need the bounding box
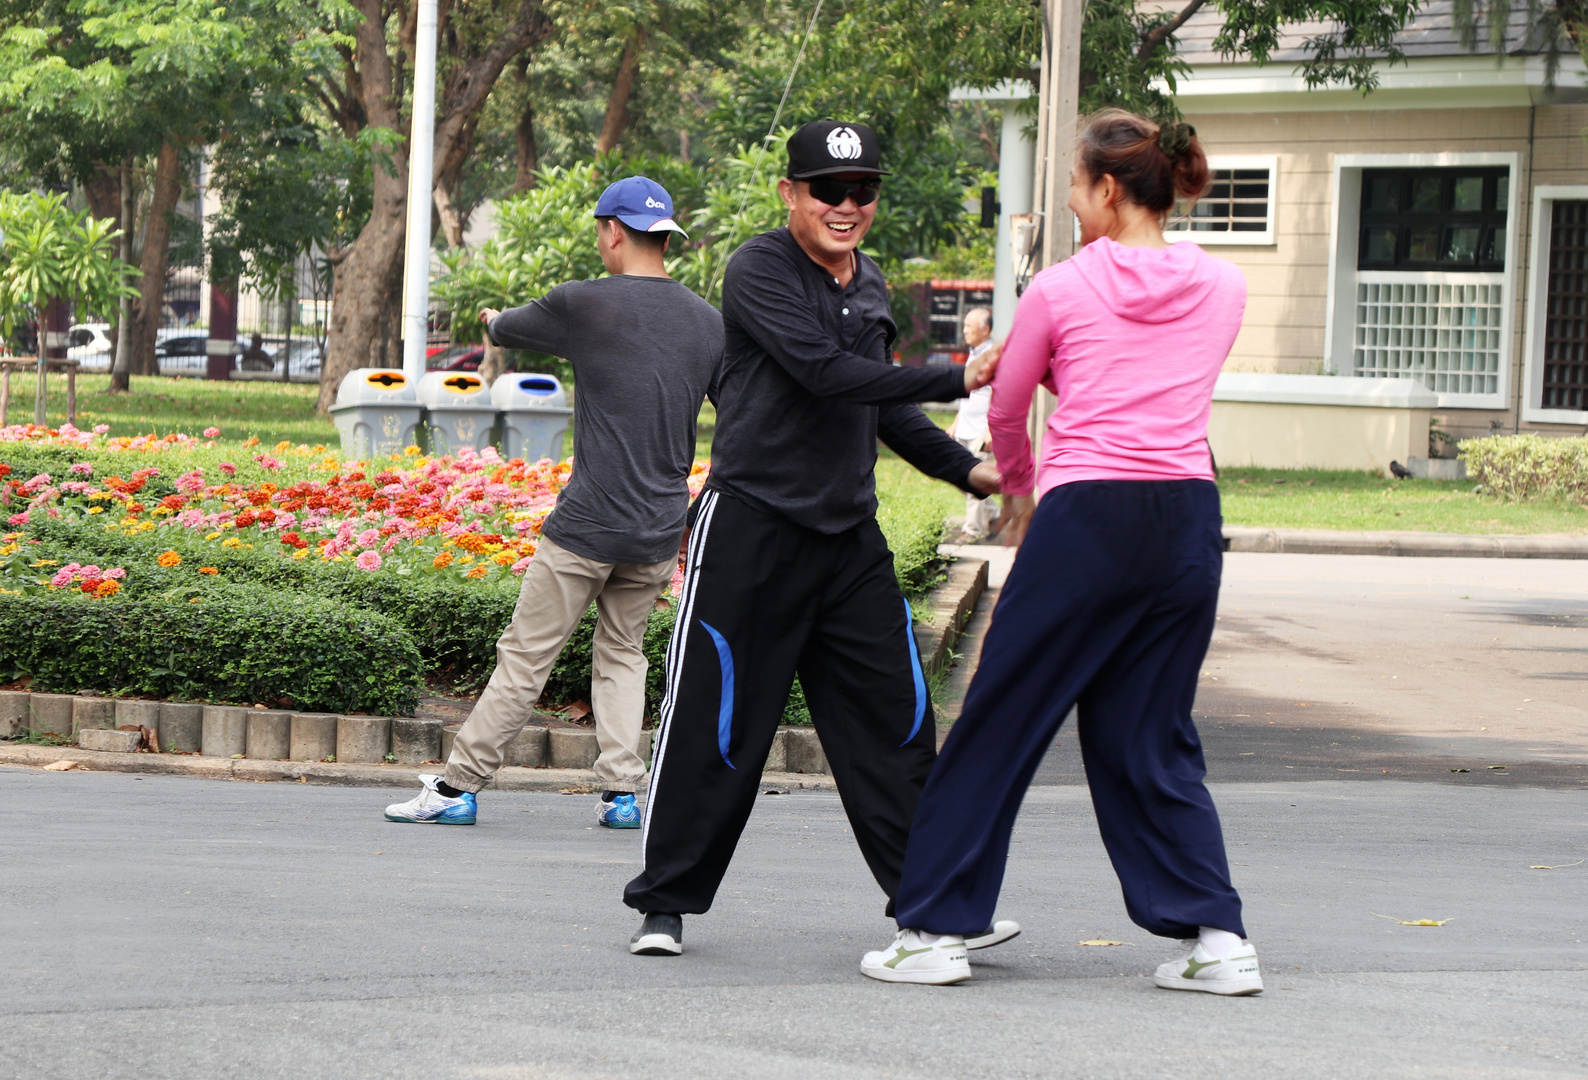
[104,567,126,579]
[510,556,533,575]
[21,473,50,493]
[356,529,380,549]
[8,512,28,526]
[218,462,237,476]
[176,469,205,494]
[92,424,109,434]
[380,535,400,554]
[203,427,221,438]
[321,539,343,559]
[355,550,382,572]
[253,454,281,470]
[68,462,93,476]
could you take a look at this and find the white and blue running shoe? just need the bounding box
[598,793,641,829]
[384,774,477,825]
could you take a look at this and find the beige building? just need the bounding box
[1168,2,1588,452]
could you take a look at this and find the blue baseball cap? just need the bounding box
[593,176,688,238]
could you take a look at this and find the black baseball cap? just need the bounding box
[786,120,890,180]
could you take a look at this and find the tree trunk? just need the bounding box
[112,160,134,393]
[128,140,185,378]
[595,30,643,153]
[514,99,538,192]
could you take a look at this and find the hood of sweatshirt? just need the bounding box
[1069,236,1221,324]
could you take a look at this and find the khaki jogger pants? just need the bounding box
[444,537,675,794]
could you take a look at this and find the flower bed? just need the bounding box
[0,424,947,717]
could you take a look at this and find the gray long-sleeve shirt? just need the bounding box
[487,274,723,565]
[707,227,978,534]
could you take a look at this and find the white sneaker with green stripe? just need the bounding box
[860,929,971,985]
[1153,940,1264,996]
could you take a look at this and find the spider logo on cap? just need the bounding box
[826,126,863,160]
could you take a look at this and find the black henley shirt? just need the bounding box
[707,227,979,534]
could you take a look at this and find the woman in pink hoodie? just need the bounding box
[861,110,1261,994]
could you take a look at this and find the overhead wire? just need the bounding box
[705,0,825,302]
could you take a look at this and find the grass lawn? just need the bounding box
[1217,466,1588,535]
[25,375,1586,534]
[29,372,336,448]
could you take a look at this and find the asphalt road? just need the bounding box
[935,551,1588,789]
[4,769,1584,1079]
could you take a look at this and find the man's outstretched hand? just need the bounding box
[968,461,1001,496]
[479,307,500,325]
[964,339,1002,393]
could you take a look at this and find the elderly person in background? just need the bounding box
[946,307,999,540]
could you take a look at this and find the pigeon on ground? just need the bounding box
[1389,461,1412,479]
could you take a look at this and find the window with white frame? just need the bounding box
[1522,186,1588,422]
[1165,156,1276,246]
[1353,275,1505,396]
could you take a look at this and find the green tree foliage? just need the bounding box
[0,191,137,343]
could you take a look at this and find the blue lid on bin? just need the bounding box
[492,371,568,410]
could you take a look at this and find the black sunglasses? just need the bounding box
[806,177,881,208]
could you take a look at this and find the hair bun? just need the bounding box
[1158,122,1196,162]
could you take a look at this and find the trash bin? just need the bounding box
[492,373,573,463]
[417,371,497,455]
[329,368,422,459]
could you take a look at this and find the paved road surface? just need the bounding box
[4,769,1584,1079]
[939,550,1588,788]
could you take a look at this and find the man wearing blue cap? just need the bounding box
[383,176,723,830]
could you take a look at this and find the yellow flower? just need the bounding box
[151,506,173,517]
[274,440,291,452]
[87,507,104,515]
[0,544,17,556]
[465,565,488,579]
[138,521,156,532]
[156,551,182,567]
[312,444,326,453]
[221,537,243,549]
[1,532,20,541]
[458,555,474,565]
[119,517,139,527]
[205,532,222,541]
[403,445,422,456]
[29,559,58,567]
[292,549,309,560]
[492,550,515,566]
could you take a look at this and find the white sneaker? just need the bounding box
[383,774,477,824]
[965,919,1021,951]
[860,929,971,985]
[1153,940,1264,996]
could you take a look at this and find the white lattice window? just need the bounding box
[1165,155,1277,246]
[1352,272,1504,396]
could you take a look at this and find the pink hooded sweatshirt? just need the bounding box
[988,237,1247,498]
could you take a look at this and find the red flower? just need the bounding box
[159,494,186,511]
[235,510,257,528]
[256,508,277,524]
[0,464,10,478]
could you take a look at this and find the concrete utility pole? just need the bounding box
[401,0,440,384]
[1029,0,1085,445]
[948,81,1033,343]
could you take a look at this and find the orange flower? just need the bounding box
[94,580,120,597]
[465,565,488,579]
[156,551,181,567]
[199,567,218,575]
[432,551,454,569]
[492,550,516,566]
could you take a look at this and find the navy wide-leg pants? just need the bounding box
[894,479,1245,941]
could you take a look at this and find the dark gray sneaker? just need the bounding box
[629,912,683,956]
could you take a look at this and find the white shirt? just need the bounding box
[955,341,994,445]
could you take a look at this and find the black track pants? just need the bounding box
[623,489,937,916]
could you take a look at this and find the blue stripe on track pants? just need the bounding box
[894,479,1246,940]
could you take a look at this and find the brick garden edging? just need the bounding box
[0,554,991,789]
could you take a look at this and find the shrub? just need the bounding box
[0,583,423,715]
[1460,435,1588,503]
[878,490,948,598]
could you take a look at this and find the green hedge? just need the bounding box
[1460,434,1588,503]
[0,584,423,715]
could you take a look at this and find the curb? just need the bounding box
[1223,526,1588,559]
[0,744,838,791]
[914,557,989,674]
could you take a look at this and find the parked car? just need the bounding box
[67,323,113,354]
[155,335,216,358]
[425,344,484,372]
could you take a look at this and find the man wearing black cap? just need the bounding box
[622,120,1018,959]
